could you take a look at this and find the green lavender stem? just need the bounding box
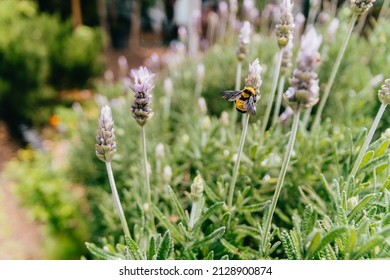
[261,110,300,254]
[272,75,286,127]
[141,126,154,229]
[105,161,131,238]
[349,103,387,180]
[312,13,358,130]
[261,50,283,138]
[379,0,390,21]
[227,113,250,210]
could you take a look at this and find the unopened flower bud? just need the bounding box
[236,21,251,61]
[198,97,208,114]
[190,174,205,202]
[351,0,376,15]
[276,0,294,49]
[378,79,390,105]
[163,165,172,183]
[347,196,359,212]
[155,143,165,159]
[202,116,211,130]
[95,105,116,162]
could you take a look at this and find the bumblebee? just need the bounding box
[220,86,257,115]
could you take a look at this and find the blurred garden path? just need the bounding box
[0,121,44,259]
[0,31,167,259]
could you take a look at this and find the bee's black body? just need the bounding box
[220,86,257,115]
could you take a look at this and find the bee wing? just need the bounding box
[247,95,257,116]
[220,90,242,101]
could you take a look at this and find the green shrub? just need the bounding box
[0,0,103,125]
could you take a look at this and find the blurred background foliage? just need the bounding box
[2,0,390,259]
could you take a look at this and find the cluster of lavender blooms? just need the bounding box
[130,67,156,126]
[378,79,390,105]
[245,58,263,95]
[236,21,251,61]
[351,0,377,14]
[276,0,295,49]
[95,106,116,163]
[284,27,322,112]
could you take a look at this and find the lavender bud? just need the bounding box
[284,27,322,112]
[130,66,155,126]
[237,21,251,61]
[164,77,173,97]
[95,105,116,162]
[351,0,376,14]
[276,0,295,49]
[190,174,204,202]
[378,79,390,105]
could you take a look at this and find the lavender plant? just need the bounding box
[221,58,263,211]
[261,27,322,256]
[312,0,377,130]
[261,0,294,139]
[130,66,156,230]
[349,79,390,180]
[95,105,130,238]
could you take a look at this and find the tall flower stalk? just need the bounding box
[272,40,293,127]
[312,0,376,130]
[349,79,390,180]
[261,28,322,255]
[224,58,262,211]
[261,0,294,140]
[96,105,131,238]
[130,66,155,230]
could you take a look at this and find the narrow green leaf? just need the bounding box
[125,235,142,260]
[167,185,188,227]
[353,235,384,259]
[347,194,376,222]
[359,151,374,168]
[305,231,321,260]
[375,139,390,157]
[147,236,156,260]
[220,238,242,257]
[235,225,261,240]
[204,184,220,202]
[157,231,173,260]
[301,205,318,238]
[85,242,124,260]
[280,230,299,260]
[151,205,184,244]
[315,226,348,255]
[240,201,270,212]
[193,202,224,233]
[193,227,226,248]
[359,154,390,175]
[205,251,214,260]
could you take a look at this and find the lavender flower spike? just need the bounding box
[351,0,376,14]
[96,105,116,162]
[130,66,155,126]
[237,21,251,61]
[284,27,322,112]
[276,0,295,48]
[245,58,263,95]
[378,79,390,105]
